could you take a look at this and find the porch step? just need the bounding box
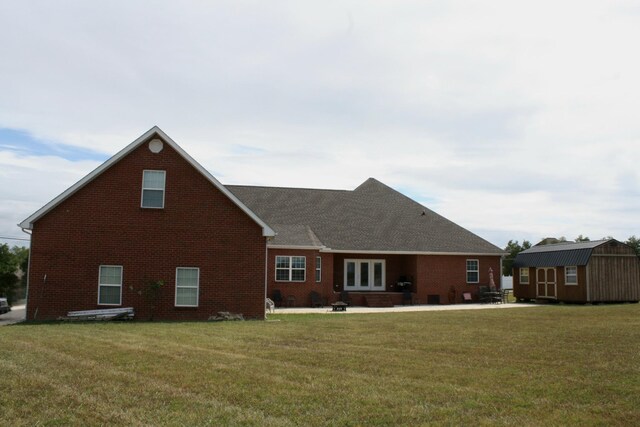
[365,294,394,307]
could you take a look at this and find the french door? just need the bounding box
[344,260,385,291]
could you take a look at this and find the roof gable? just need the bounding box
[18,126,275,237]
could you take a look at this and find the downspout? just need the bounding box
[264,236,272,319]
[20,227,32,320]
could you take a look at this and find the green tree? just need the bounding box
[503,239,532,276]
[575,235,590,242]
[0,244,20,304]
[626,236,640,256]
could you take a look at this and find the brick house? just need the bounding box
[20,127,504,320]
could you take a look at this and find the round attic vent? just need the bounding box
[148,139,163,153]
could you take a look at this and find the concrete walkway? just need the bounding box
[272,302,539,314]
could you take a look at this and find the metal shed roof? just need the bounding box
[513,240,609,268]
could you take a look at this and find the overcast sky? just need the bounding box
[1,1,639,249]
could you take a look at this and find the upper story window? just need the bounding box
[565,266,578,285]
[98,265,122,305]
[276,256,306,282]
[466,259,479,283]
[141,170,166,208]
[519,268,530,285]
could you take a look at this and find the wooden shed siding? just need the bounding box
[588,255,640,302]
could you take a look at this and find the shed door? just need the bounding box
[536,268,557,299]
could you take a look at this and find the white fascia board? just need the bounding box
[322,249,506,256]
[267,244,326,250]
[18,126,276,237]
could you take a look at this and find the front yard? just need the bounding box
[1,304,639,425]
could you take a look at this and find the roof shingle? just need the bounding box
[227,178,503,254]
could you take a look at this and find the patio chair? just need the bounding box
[462,292,473,303]
[402,289,415,305]
[272,289,283,307]
[478,286,492,304]
[310,291,323,308]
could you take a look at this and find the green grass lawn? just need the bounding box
[1,304,639,426]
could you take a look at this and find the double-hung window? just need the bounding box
[315,256,322,282]
[141,170,166,208]
[344,259,385,291]
[565,266,577,285]
[520,268,530,285]
[175,267,199,307]
[466,260,479,283]
[98,265,122,305]
[275,256,306,282]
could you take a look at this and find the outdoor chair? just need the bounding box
[462,292,472,303]
[310,291,323,308]
[272,289,283,307]
[402,289,415,305]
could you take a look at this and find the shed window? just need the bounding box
[519,268,529,285]
[466,259,479,283]
[98,265,122,305]
[276,256,306,282]
[565,266,578,285]
[141,170,166,208]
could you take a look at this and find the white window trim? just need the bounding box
[175,267,200,307]
[466,259,479,284]
[520,268,530,285]
[316,256,321,283]
[344,259,386,291]
[565,266,578,286]
[141,169,166,209]
[275,256,306,282]
[98,265,122,306]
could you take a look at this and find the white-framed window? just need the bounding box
[141,170,166,208]
[466,259,479,283]
[175,267,199,307]
[344,259,385,291]
[565,266,578,285]
[275,256,306,282]
[315,256,321,283]
[520,268,530,285]
[98,265,122,305]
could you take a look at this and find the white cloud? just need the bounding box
[1,1,639,248]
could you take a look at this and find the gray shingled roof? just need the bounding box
[227,178,503,254]
[513,240,609,268]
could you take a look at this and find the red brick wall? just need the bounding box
[331,253,501,304]
[266,249,335,307]
[413,255,501,304]
[27,136,267,320]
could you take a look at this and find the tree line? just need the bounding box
[502,235,640,276]
[0,244,29,305]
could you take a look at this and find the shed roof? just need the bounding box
[513,240,610,268]
[227,178,504,255]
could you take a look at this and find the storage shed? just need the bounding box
[512,239,640,303]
